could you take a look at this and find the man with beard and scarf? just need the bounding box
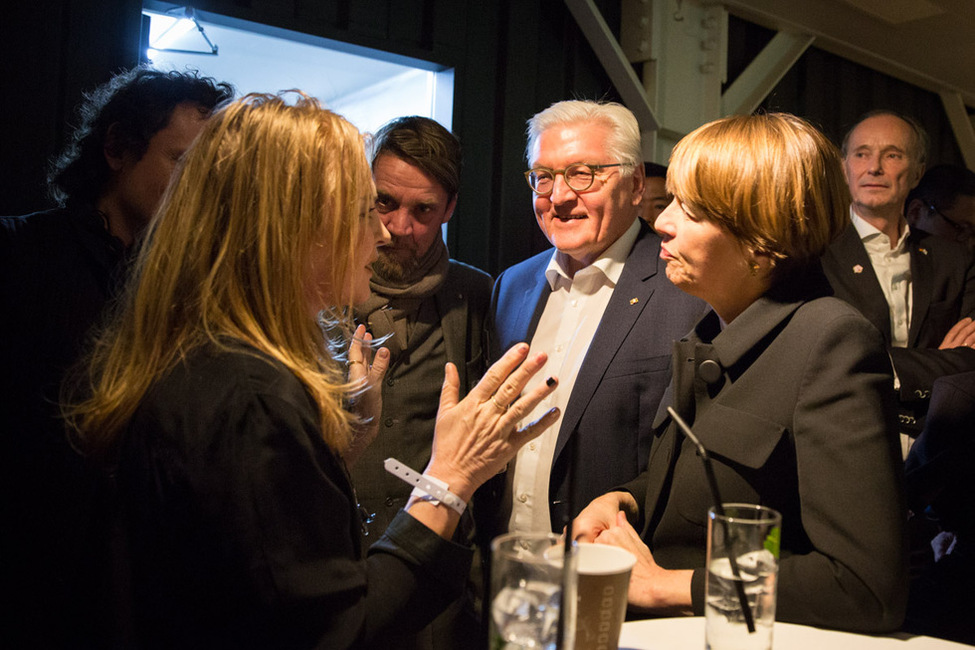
[351,116,492,650]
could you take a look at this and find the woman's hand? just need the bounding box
[594,511,694,614]
[343,324,390,468]
[571,491,638,542]
[424,343,560,501]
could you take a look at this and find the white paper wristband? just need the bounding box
[384,458,467,516]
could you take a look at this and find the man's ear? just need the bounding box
[905,198,926,226]
[442,195,458,225]
[103,123,125,171]
[630,163,646,206]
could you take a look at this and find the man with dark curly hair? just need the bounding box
[0,66,232,648]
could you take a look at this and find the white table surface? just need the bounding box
[618,616,973,649]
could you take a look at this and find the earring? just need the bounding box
[749,261,760,276]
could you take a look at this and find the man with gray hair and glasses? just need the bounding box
[485,100,704,538]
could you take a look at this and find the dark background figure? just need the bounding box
[640,161,671,226]
[903,371,975,644]
[822,111,975,445]
[351,116,492,650]
[905,164,975,251]
[0,66,232,648]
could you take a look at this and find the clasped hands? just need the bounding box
[572,491,694,615]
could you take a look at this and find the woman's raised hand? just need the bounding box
[343,324,390,468]
[425,343,559,501]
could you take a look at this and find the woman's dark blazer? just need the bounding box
[117,343,472,649]
[623,274,908,633]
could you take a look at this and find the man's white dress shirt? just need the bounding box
[507,219,640,533]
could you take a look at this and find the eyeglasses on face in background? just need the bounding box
[524,162,628,196]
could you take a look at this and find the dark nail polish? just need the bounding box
[546,376,557,387]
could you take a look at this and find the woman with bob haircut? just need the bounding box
[573,113,907,632]
[66,93,560,648]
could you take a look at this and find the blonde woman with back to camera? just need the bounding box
[66,93,560,649]
[573,113,907,632]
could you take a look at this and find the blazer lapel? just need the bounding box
[824,225,892,341]
[640,419,679,538]
[523,279,551,345]
[908,234,934,347]
[552,227,659,463]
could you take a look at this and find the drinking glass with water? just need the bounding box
[705,504,781,650]
[490,532,575,650]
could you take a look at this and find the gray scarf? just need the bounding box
[355,237,449,357]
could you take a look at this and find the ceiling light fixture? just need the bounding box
[149,6,218,55]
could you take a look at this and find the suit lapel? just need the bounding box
[908,234,934,347]
[552,227,660,462]
[824,225,892,340]
[508,261,552,348]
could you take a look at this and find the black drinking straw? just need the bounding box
[667,407,756,634]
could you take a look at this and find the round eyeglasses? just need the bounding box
[524,163,626,196]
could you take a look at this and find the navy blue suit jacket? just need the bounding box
[487,221,706,532]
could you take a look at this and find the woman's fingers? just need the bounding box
[438,362,462,414]
[508,405,560,450]
[571,492,626,543]
[369,346,390,382]
[498,362,554,424]
[469,343,531,403]
[427,346,558,497]
[348,324,389,383]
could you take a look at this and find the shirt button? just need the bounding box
[519,493,529,503]
[385,497,395,507]
[529,442,537,451]
[386,377,394,386]
[384,417,394,427]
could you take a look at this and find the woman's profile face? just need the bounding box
[348,206,389,305]
[303,203,389,316]
[655,198,754,315]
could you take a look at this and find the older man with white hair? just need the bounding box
[486,100,705,537]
